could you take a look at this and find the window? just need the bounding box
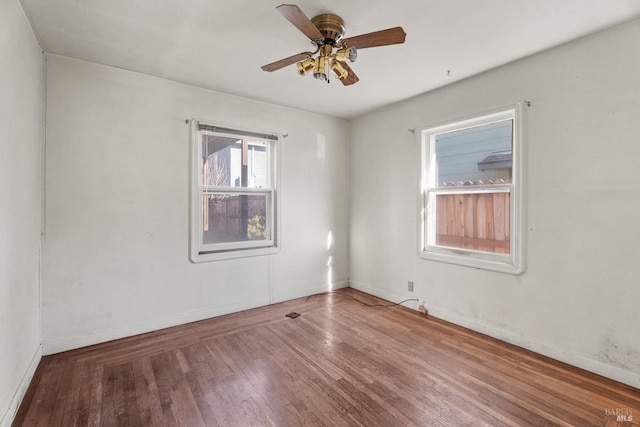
[191,121,279,262]
[419,105,523,274]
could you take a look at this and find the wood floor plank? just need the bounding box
[12,288,640,426]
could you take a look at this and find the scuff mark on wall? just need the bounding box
[599,336,640,372]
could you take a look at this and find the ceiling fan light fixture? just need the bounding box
[330,60,348,80]
[296,57,315,75]
[313,56,328,81]
[335,46,357,63]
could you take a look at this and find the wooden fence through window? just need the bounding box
[435,192,510,254]
[203,195,266,243]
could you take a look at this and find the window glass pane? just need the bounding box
[435,120,512,187]
[202,193,270,245]
[201,134,268,188]
[434,192,510,254]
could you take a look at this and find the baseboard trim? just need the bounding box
[43,297,271,355]
[43,280,350,356]
[0,344,42,427]
[349,280,640,390]
[272,280,349,303]
[348,280,421,310]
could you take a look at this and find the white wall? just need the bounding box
[0,0,44,425]
[42,55,350,354]
[350,19,640,388]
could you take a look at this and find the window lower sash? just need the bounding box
[199,189,275,253]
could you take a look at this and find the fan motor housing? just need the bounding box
[311,14,346,44]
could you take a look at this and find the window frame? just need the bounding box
[418,105,524,274]
[190,120,280,263]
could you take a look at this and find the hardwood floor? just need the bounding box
[14,288,640,426]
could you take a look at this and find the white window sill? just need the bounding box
[419,248,523,275]
[191,245,280,263]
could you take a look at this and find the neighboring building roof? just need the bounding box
[478,150,512,171]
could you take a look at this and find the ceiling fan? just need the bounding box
[261,4,406,85]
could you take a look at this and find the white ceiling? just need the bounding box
[21,0,640,119]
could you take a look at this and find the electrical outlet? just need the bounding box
[408,281,414,292]
[418,301,428,315]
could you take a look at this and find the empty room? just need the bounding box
[2,0,640,425]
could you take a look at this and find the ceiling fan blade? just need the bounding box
[261,52,312,72]
[338,61,359,86]
[276,4,324,41]
[342,26,406,49]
